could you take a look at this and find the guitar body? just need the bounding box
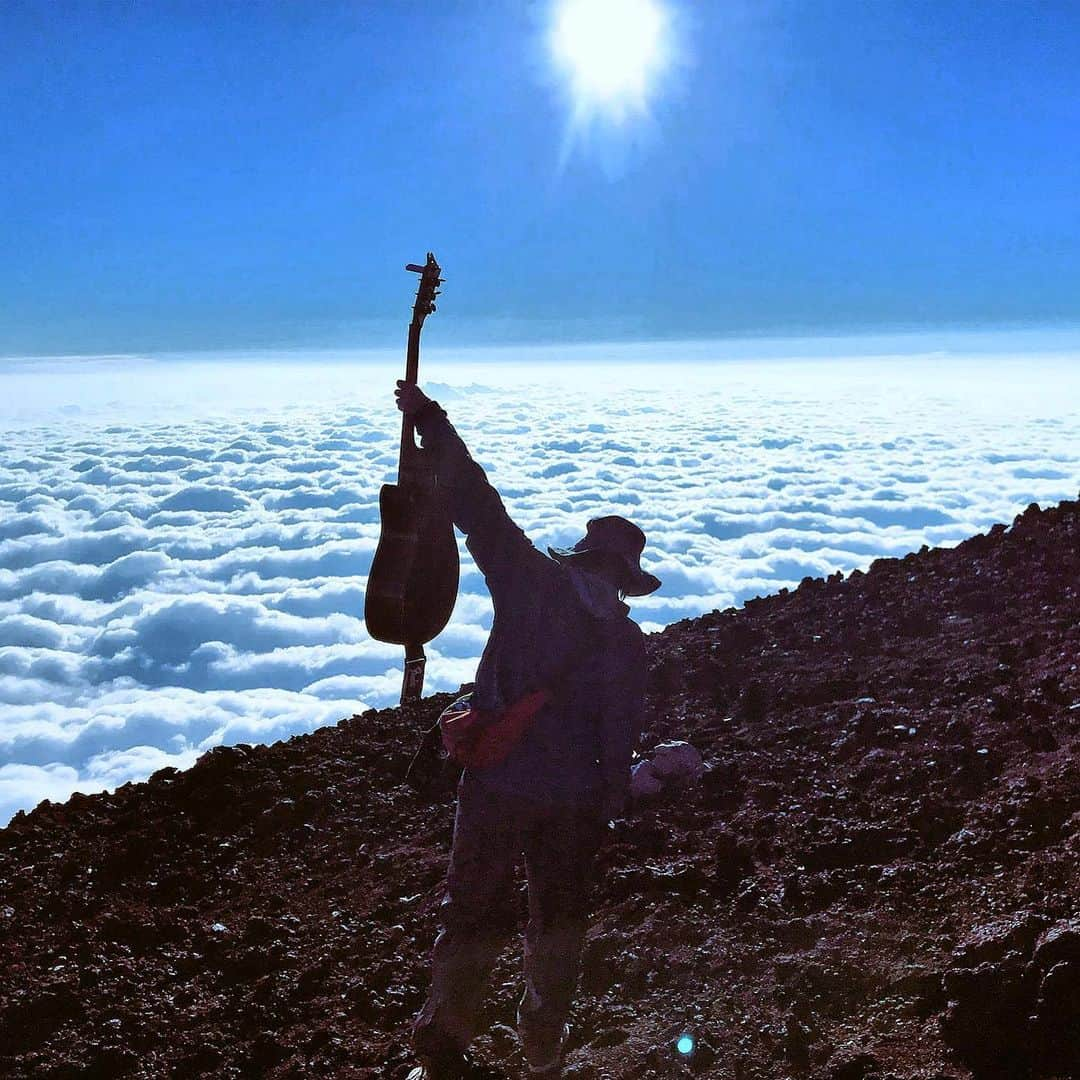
[365,479,459,645]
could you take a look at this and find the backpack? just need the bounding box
[404,616,602,797]
[437,688,553,768]
[404,686,559,799]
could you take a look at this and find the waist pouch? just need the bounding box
[439,689,552,768]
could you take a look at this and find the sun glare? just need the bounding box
[551,0,670,117]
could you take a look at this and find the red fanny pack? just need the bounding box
[439,689,552,768]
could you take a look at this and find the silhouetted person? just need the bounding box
[395,381,659,1080]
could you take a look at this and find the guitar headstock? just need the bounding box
[405,252,443,326]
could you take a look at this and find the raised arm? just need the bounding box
[395,382,548,595]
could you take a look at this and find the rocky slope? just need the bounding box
[1,499,1078,1080]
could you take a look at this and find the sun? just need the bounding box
[550,0,671,118]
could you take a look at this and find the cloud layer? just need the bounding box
[1,348,1078,823]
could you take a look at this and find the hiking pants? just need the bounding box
[411,770,605,1069]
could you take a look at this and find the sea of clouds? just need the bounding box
[1,342,1078,824]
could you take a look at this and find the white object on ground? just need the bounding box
[629,759,663,799]
[649,740,704,784]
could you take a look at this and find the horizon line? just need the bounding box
[4,321,1080,366]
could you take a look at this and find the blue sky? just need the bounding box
[3,1,1080,353]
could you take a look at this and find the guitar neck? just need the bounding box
[397,319,425,485]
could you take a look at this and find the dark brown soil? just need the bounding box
[2,498,1078,1080]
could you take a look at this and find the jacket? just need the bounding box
[413,399,648,806]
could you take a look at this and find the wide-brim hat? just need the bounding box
[547,515,661,597]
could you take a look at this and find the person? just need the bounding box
[395,380,659,1080]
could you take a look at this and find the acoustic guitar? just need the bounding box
[364,253,460,704]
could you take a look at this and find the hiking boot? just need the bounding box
[527,1064,563,1078]
[405,1048,477,1080]
[525,1023,570,1077]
